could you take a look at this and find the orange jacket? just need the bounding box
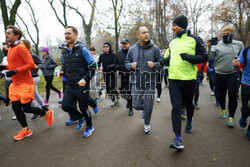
[6,43,35,85]
[197,62,208,73]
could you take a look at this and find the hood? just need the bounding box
[136,40,154,49]
[103,42,113,55]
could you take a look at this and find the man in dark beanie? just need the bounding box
[163,15,207,149]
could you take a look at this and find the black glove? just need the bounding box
[0,65,6,71]
[6,69,18,77]
[180,53,192,61]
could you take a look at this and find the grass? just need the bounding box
[0,75,63,97]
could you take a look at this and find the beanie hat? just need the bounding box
[42,47,49,54]
[222,25,234,34]
[173,15,188,29]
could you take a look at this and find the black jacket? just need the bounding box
[115,48,129,72]
[62,42,96,87]
[98,42,116,72]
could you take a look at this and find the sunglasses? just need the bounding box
[103,45,109,48]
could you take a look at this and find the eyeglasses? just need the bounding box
[103,45,109,48]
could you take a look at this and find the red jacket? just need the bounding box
[197,62,208,73]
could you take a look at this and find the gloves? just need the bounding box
[180,53,192,61]
[0,65,6,71]
[47,65,50,70]
[6,69,18,77]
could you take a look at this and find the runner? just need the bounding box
[0,25,54,141]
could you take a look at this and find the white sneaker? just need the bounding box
[210,91,214,96]
[110,101,116,107]
[12,116,17,120]
[144,124,151,134]
[156,97,161,103]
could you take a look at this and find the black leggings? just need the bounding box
[44,75,60,101]
[215,73,239,117]
[12,101,46,127]
[156,71,163,98]
[241,84,250,119]
[103,72,118,102]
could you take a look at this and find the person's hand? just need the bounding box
[232,59,240,67]
[99,67,103,71]
[206,40,212,48]
[147,61,155,68]
[6,69,18,77]
[58,71,64,79]
[203,72,207,78]
[0,65,6,71]
[131,62,137,70]
[180,53,190,61]
[78,79,86,87]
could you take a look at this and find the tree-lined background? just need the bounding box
[0,0,249,60]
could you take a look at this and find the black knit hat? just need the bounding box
[173,15,188,29]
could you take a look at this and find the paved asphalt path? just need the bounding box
[0,81,249,167]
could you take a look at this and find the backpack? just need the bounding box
[243,45,250,67]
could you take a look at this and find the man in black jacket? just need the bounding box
[59,26,96,138]
[98,42,118,107]
[115,39,133,116]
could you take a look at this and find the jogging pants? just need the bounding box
[215,73,238,118]
[103,72,118,102]
[62,85,92,128]
[194,73,202,104]
[31,77,45,108]
[119,73,132,109]
[44,75,60,101]
[132,84,155,125]
[169,79,196,137]
[12,101,46,127]
[241,84,250,119]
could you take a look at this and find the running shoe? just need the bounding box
[185,119,193,133]
[156,97,161,103]
[215,101,220,107]
[169,138,184,150]
[211,91,214,96]
[93,106,99,114]
[181,110,186,120]
[44,100,49,105]
[247,126,250,140]
[12,115,17,120]
[66,119,78,125]
[45,109,54,126]
[221,110,227,119]
[239,117,247,128]
[140,110,145,119]
[31,114,40,121]
[128,108,134,116]
[76,117,85,130]
[83,126,95,137]
[110,101,116,107]
[227,117,235,128]
[13,129,33,141]
[144,124,151,134]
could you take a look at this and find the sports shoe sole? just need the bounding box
[66,120,78,126]
[13,131,33,141]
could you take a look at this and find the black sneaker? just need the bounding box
[31,114,40,121]
[169,138,184,150]
[128,108,134,116]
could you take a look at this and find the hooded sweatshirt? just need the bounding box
[98,42,116,72]
[125,40,162,89]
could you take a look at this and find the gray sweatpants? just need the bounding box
[132,84,155,125]
[31,77,45,108]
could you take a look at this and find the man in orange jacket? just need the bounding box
[0,26,54,141]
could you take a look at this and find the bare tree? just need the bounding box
[111,0,123,52]
[48,0,68,28]
[214,0,249,44]
[0,0,21,32]
[16,0,40,55]
[189,0,206,35]
[67,0,96,47]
